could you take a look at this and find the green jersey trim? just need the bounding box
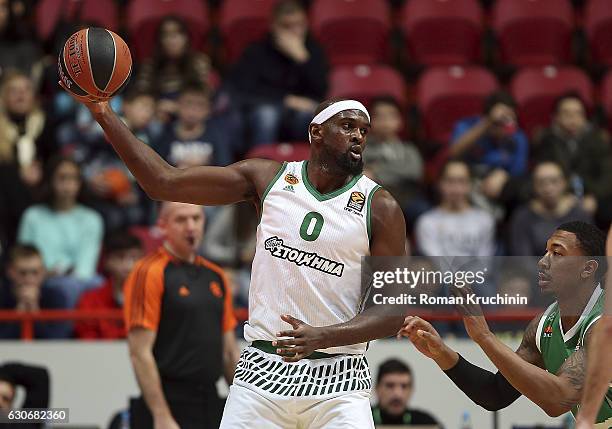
[301,161,364,202]
[366,185,382,242]
[579,314,602,347]
[259,161,287,223]
[559,284,602,343]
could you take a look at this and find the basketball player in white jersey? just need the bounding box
[63,87,407,428]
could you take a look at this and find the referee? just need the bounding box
[124,202,239,429]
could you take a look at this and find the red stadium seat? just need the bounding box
[37,0,119,42]
[246,142,311,162]
[511,66,594,137]
[585,0,612,66]
[599,70,612,133]
[219,0,278,64]
[492,0,574,66]
[417,66,498,143]
[400,0,483,66]
[127,0,210,61]
[328,65,407,109]
[310,0,391,66]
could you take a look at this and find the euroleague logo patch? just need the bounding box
[347,191,365,212]
[284,173,299,185]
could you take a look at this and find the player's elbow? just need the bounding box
[128,346,150,368]
[143,169,175,201]
[543,404,570,418]
[542,393,575,417]
[144,186,164,201]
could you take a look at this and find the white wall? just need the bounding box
[1,339,564,429]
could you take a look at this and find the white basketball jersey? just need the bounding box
[244,160,381,355]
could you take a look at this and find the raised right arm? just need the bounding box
[85,101,280,206]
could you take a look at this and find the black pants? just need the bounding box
[130,393,223,429]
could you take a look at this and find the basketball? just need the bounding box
[58,27,132,101]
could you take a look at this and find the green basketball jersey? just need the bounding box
[536,285,612,426]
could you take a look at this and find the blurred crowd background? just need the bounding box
[0,0,611,341]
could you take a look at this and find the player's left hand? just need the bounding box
[273,314,327,362]
[452,285,493,344]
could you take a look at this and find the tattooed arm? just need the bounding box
[471,315,592,417]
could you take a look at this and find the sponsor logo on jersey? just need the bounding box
[264,236,344,277]
[178,285,190,297]
[283,185,295,192]
[543,325,553,338]
[284,174,299,185]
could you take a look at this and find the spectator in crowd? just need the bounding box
[364,96,428,224]
[533,92,612,222]
[415,160,495,257]
[17,156,103,306]
[0,71,53,255]
[125,202,239,429]
[0,245,69,339]
[74,232,143,340]
[508,161,591,256]
[0,70,53,170]
[372,359,441,427]
[0,0,42,84]
[0,362,49,429]
[450,91,529,201]
[135,16,211,122]
[153,83,232,168]
[122,89,160,147]
[228,0,328,146]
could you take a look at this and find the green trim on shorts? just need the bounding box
[251,340,343,360]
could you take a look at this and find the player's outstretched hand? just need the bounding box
[397,316,444,359]
[398,316,460,370]
[58,80,109,116]
[273,314,327,362]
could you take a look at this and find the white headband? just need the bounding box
[308,100,370,143]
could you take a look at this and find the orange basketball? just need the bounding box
[58,27,132,101]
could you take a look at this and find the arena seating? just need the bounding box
[310,0,391,66]
[126,0,210,60]
[510,66,594,137]
[417,65,499,144]
[328,64,407,109]
[219,0,278,64]
[400,0,483,66]
[492,0,574,66]
[584,0,612,67]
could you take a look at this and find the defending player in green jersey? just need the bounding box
[399,221,611,428]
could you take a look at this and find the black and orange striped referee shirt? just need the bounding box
[124,246,237,386]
